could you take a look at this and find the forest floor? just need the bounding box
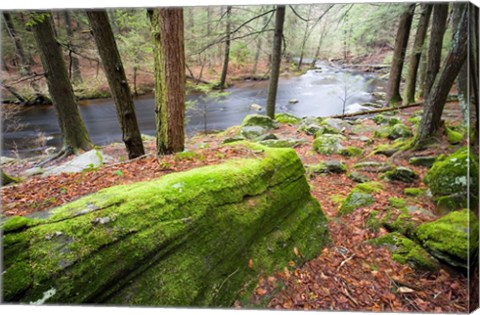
[1,100,469,312]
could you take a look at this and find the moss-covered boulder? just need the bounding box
[369,232,439,271]
[424,147,478,211]
[383,167,419,183]
[2,145,330,306]
[307,160,347,175]
[408,155,438,167]
[415,209,478,269]
[347,172,370,183]
[388,123,413,140]
[353,161,394,173]
[338,182,382,216]
[240,115,279,139]
[446,127,463,144]
[339,146,363,157]
[312,134,346,155]
[321,118,352,133]
[275,113,301,125]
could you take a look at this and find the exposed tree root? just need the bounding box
[36,146,74,167]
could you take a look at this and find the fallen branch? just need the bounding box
[328,101,433,119]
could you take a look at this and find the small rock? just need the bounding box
[408,156,437,167]
[348,172,370,183]
[250,103,262,111]
[288,99,299,104]
[383,167,419,183]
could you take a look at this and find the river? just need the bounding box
[1,62,384,158]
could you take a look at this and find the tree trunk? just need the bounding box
[414,5,468,148]
[417,42,429,99]
[423,4,449,98]
[297,6,312,71]
[311,22,327,68]
[469,4,479,154]
[148,8,186,155]
[31,12,92,153]
[266,5,286,119]
[2,12,31,74]
[87,10,145,159]
[385,4,415,106]
[64,11,83,84]
[403,4,432,105]
[218,6,232,89]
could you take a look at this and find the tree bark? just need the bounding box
[218,6,232,89]
[423,4,449,98]
[414,5,468,148]
[403,4,432,105]
[64,11,83,84]
[87,10,145,159]
[297,6,312,70]
[149,8,186,155]
[31,12,92,153]
[385,4,415,106]
[266,5,286,119]
[2,12,31,74]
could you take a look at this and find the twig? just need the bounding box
[337,253,356,272]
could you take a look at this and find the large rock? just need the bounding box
[2,145,330,306]
[424,147,478,211]
[240,114,279,140]
[415,209,478,269]
[312,134,346,155]
[383,167,419,183]
[43,150,112,176]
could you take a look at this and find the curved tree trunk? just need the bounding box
[414,5,468,149]
[403,4,432,105]
[149,8,186,155]
[218,6,232,89]
[87,10,145,159]
[385,4,415,106]
[423,4,449,98]
[266,5,286,119]
[31,12,92,153]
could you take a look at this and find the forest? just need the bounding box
[1,2,479,313]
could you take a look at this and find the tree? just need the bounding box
[148,8,186,155]
[63,11,83,84]
[385,4,415,106]
[402,4,432,105]
[86,10,145,159]
[423,4,449,98]
[266,5,286,119]
[2,12,31,74]
[30,12,92,155]
[413,5,468,149]
[218,6,232,89]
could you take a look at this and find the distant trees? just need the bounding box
[218,6,232,89]
[385,4,415,106]
[148,8,186,155]
[87,10,145,159]
[266,5,286,119]
[2,12,31,75]
[30,12,92,155]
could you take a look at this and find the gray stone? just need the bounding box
[288,99,299,104]
[20,167,44,178]
[43,150,111,176]
[312,134,346,155]
[383,167,419,183]
[240,126,267,140]
[348,172,370,183]
[353,161,394,173]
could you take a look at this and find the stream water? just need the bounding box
[1,62,385,158]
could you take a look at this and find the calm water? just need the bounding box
[1,62,383,157]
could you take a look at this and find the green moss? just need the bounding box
[275,113,301,125]
[388,197,407,208]
[355,181,383,193]
[383,167,419,183]
[307,161,347,175]
[368,232,439,270]
[446,127,464,144]
[338,190,374,216]
[424,147,478,211]
[366,210,381,231]
[415,209,478,269]
[408,156,437,167]
[258,139,306,148]
[347,172,370,183]
[241,114,279,129]
[339,146,363,157]
[2,216,37,232]
[404,188,424,197]
[312,134,346,155]
[2,144,330,306]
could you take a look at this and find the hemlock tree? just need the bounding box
[148,8,186,155]
[3,12,31,74]
[403,4,432,105]
[63,11,83,84]
[385,4,415,106]
[30,12,92,155]
[423,3,449,98]
[86,10,145,159]
[413,5,468,149]
[266,5,286,119]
